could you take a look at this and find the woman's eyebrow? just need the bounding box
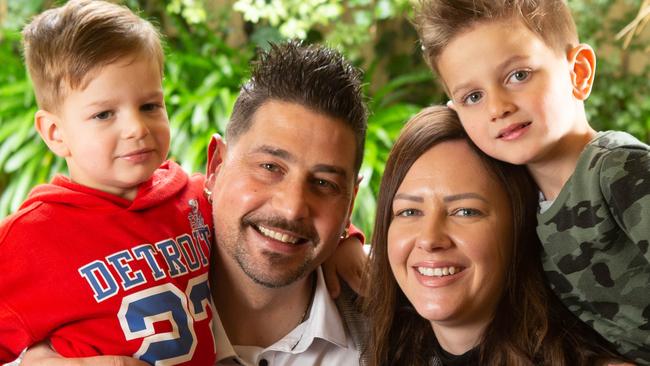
[443,192,488,203]
[394,193,423,202]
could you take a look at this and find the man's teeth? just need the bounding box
[258,226,299,244]
[417,266,459,277]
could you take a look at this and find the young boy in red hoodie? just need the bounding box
[0,1,215,364]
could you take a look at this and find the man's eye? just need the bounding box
[261,163,279,172]
[315,179,330,187]
[93,111,114,120]
[312,178,339,193]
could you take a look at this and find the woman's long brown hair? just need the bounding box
[363,106,623,365]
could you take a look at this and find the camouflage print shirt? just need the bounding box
[537,131,650,363]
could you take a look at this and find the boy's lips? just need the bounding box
[497,122,532,140]
[118,148,155,162]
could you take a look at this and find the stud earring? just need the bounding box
[204,187,213,204]
[340,227,349,239]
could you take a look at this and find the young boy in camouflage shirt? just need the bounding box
[414,0,649,362]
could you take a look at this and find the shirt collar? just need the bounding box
[214,266,350,363]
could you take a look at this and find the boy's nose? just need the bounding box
[123,115,150,139]
[488,92,516,122]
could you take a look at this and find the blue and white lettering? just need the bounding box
[192,227,211,267]
[177,234,201,271]
[107,250,146,291]
[133,244,166,280]
[78,260,119,302]
[156,239,189,278]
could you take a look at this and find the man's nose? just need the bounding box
[271,177,310,221]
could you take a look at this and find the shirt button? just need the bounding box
[258,359,269,366]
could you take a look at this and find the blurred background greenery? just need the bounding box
[0,0,648,236]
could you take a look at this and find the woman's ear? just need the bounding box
[34,110,70,157]
[568,44,596,100]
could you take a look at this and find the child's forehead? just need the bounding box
[450,18,548,51]
[435,19,562,94]
[73,53,163,91]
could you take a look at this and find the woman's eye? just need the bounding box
[452,208,482,217]
[396,208,420,217]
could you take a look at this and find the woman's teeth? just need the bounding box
[417,266,459,277]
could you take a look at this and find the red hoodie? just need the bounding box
[0,161,216,365]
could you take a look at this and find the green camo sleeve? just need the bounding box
[599,146,650,262]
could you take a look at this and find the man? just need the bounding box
[206,40,368,365]
[21,41,368,366]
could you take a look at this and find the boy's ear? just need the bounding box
[206,133,226,188]
[34,110,70,157]
[568,44,596,100]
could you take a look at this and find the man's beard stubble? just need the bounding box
[221,212,321,288]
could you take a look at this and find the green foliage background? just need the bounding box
[0,0,648,237]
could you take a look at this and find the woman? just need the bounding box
[364,106,626,365]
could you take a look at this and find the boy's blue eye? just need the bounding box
[509,70,530,83]
[463,92,482,105]
[141,103,161,112]
[94,111,113,120]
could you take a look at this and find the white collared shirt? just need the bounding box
[214,267,361,366]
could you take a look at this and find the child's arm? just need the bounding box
[323,224,368,299]
[601,148,650,262]
[20,342,149,366]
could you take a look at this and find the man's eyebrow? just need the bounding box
[394,193,424,203]
[253,145,295,162]
[313,164,348,180]
[253,146,349,179]
[443,192,488,203]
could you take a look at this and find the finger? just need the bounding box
[323,265,341,299]
[341,267,363,296]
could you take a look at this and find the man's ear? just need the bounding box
[34,110,70,157]
[206,134,226,188]
[568,44,596,100]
